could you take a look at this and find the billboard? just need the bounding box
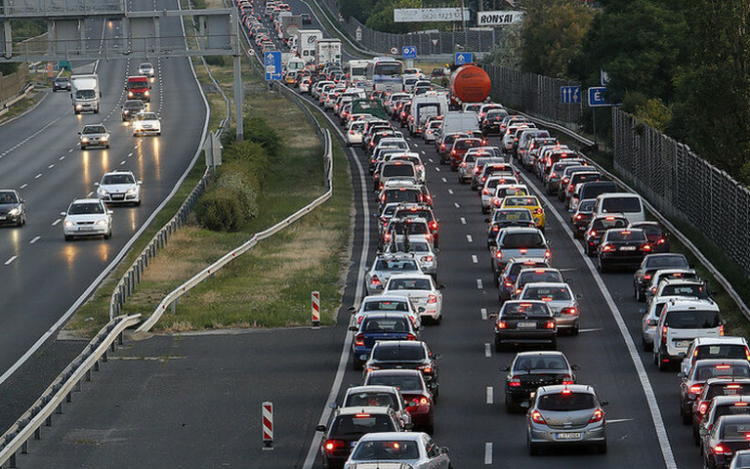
[394,8,470,23]
[477,11,524,26]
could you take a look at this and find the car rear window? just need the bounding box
[373,344,425,361]
[331,414,397,435]
[664,310,721,328]
[714,405,750,422]
[661,284,709,299]
[366,374,421,391]
[538,392,595,411]
[387,278,431,291]
[647,255,689,269]
[605,230,646,242]
[374,259,419,271]
[363,300,409,312]
[601,196,642,213]
[362,317,410,332]
[383,189,421,204]
[504,197,539,207]
[592,218,628,230]
[514,356,568,371]
[501,232,545,248]
[518,270,563,285]
[695,363,750,380]
[720,419,750,440]
[696,345,749,361]
[382,164,415,178]
[580,183,618,200]
[494,210,533,222]
[523,286,571,301]
[344,392,398,409]
[503,302,551,317]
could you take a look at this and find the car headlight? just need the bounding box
[64,220,75,227]
[100,136,108,142]
[144,90,149,96]
[95,219,108,226]
[126,188,137,195]
[8,208,20,216]
[128,91,134,97]
[76,104,82,110]
[81,137,89,143]
[98,188,109,196]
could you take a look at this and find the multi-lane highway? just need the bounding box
[0,0,207,426]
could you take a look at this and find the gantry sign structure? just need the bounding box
[0,0,244,139]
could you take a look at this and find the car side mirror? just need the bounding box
[600,400,609,406]
[500,365,510,372]
[433,353,442,360]
[440,446,450,455]
[438,284,446,290]
[639,308,646,314]
[77,132,81,135]
[348,306,356,314]
[316,425,327,432]
[575,294,582,300]
[677,372,685,379]
[60,211,67,216]
[571,364,581,371]
[348,326,358,331]
[328,402,337,409]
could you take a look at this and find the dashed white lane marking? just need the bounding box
[34,174,41,179]
[435,167,441,172]
[579,328,603,333]
[52,219,61,226]
[5,256,17,265]
[428,158,433,163]
[608,418,635,424]
[454,203,460,208]
[484,343,491,358]
[421,150,426,155]
[481,308,488,320]
[460,217,466,224]
[471,255,478,263]
[120,160,126,165]
[413,143,418,147]
[486,386,494,404]
[19,184,27,189]
[48,164,54,169]
[477,279,483,289]
[69,149,73,153]
[128,152,133,157]
[484,443,492,465]
[448,189,453,195]
[441,177,447,183]
[466,235,473,243]
[30,236,40,244]
[59,155,65,160]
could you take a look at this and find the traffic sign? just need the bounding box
[402,45,417,59]
[265,51,282,81]
[454,52,473,66]
[560,86,581,104]
[588,86,612,107]
[390,47,398,55]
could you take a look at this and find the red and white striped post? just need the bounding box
[262,401,273,450]
[311,291,320,327]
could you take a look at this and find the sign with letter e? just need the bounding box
[588,86,612,107]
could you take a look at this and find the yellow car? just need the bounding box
[499,195,546,230]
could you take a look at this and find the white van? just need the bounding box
[440,111,480,139]
[654,298,724,371]
[409,93,448,137]
[594,193,646,223]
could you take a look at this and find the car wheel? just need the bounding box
[64,235,72,241]
[80,145,85,150]
[682,404,692,425]
[657,349,669,371]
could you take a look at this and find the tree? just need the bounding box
[519,0,594,78]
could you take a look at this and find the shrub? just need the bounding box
[204,56,225,67]
[243,117,280,157]
[195,182,256,232]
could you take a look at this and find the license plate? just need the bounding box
[78,226,94,231]
[555,432,582,440]
[517,321,536,328]
[725,389,738,395]
[620,246,636,251]
[675,340,691,348]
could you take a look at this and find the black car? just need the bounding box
[701,414,750,469]
[583,214,629,256]
[632,253,690,301]
[52,76,70,92]
[301,13,312,25]
[121,99,146,121]
[502,351,578,413]
[316,406,403,469]
[597,228,651,272]
[0,189,26,227]
[364,340,439,400]
[481,109,508,135]
[493,300,556,351]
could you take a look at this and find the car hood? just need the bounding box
[99,183,136,192]
[0,202,20,209]
[66,214,108,223]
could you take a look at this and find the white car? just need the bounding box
[346,120,365,146]
[61,198,113,241]
[344,432,451,469]
[351,294,422,330]
[95,170,142,205]
[132,112,161,136]
[137,62,155,77]
[382,273,444,324]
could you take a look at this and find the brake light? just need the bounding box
[531,410,546,424]
[641,244,652,252]
[354,334,365,347]
[406,333,416,340]
[644,274,652,280]
[720,324,725,336]
[421,255,434,262]
[657,237,667,245]
[509,376,521,387]
[562,375,574,385]
[370,275,381,287]
[589,230,597,237]
[601,244,615,252]
[495,251,503,260]
[689,384,703,395]
[544,250,551,259]
[420,365,433,374]
[562,308,578,315]
[515,288,522,295]
[427,294,437,304]
[699,402,709,415]
[428,221,438,230]
[324,439,346,453]
[534,208,543,215]
[519,248,528,254]
[661,326,668,345]
[497,321,508,329]
[545,321,555,329]
[713,444,731,455]
[575,214,582,221]
[589,408,604,423]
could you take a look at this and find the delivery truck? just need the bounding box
[70,74,101,114]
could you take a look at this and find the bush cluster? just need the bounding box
[204,56,225,67]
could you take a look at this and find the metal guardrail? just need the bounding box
[107,0,231,320]
[137,128,333,332]
[517,111,750,321]
[0,314,141,468]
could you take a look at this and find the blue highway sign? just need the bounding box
[402,46,417,59]
[588,86,613,107]
[454,52,473,66]
[265,51,282,81]
[561,86,581,104]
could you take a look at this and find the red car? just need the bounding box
[449,138,483,170]
[363,369,435,434]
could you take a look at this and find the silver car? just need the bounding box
[384,235,438,277]
[640,295,681,351]
[61,198,113,241]
[365,253,422,296]
[79,124,110,150]
[518,282,579,335]
[527,384,607,455]
[344,432,451,469]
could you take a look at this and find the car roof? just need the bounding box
[335,406,395,416]
[537,384,595,395]
[387,273,433,281]
[515,351,566,358]
[693,337,748,346]
[357,432,423,442]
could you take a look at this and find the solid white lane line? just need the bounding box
[477,279,483,289]
[30,236,40,244]
[484,343,491,358]
[5,256,17,265]
[471,255,478,264]
[515,170,678,469]
[484,442,492,464]
[486,386,494,404]
[466,235,473,243]
[481,308,488,320]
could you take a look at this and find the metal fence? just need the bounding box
[0,66,27,106]
[612,110,750,277]
[316,0,497,54]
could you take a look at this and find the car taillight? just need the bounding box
[493,198,500,207]
[440,144,446,150]
[427,294,437,304]
[495,251,503,260]
[657,237,667,245]
[534,208,543,215]
[589,230,597,238]
[419,365,433,373]
[483,188,490,195]
[406,333,416,340]
[699,402,709,415]
[713,444,731,455]
[689,384,703,395]
[354,334,365,347]
[562,375,574,385]
[589,408,604,423]
[519,248,528,254]
[324,439,346,453]
[509,376,521,387]
[641,244,652,252]
[575,214,582,221]
[428,221,438,230]
[720,324,725,336]
[561,308,578,315]
[544,250,551,259]
[531,410,546,424]
[661,326,668,345]
[545,321,555,329]
[460,162,466,168]
[601,244,615,253]
[421,255,434,262]
[370,275,381,287]
[497,321,508,329]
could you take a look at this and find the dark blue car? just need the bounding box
[350,312,420,369]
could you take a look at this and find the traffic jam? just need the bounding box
[246,2,750,468]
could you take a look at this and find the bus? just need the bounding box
[345,59,370,86]
[366,57,404,93]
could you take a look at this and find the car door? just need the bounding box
[422,434,449,468]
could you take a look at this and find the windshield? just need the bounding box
[605,230,646,242]
[139,113,158,120]
[83,126,105,134]
[374,259,419,272]
[695,363,750,380]
[503,196,539,207]
[373,62,403,76]
[494,210,533,222]
[69,203,104,215]
[102,174,135,185]
[646,255,689,269]
[362,317,411,333]
[127,80,146,89]
[351,440,420,460]
[383,165,415,177]
[76,89,96,100]
[720,419,750,440]
[538,392,595,411]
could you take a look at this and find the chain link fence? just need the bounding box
[316,0,497,54]
[612,110,750,277]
